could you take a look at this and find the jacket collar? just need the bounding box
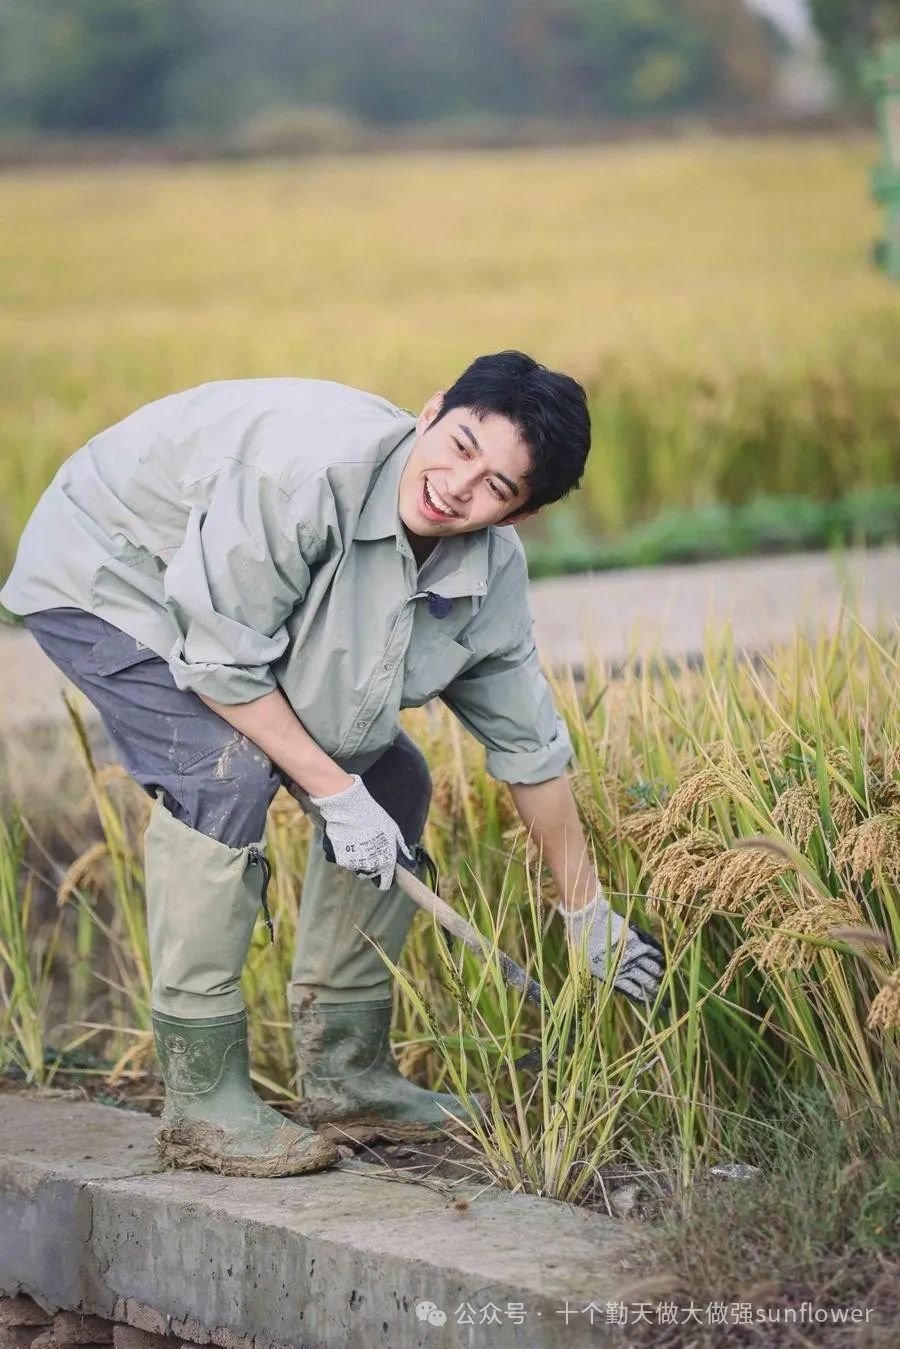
[355,425,490,600]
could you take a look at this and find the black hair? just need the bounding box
[430,350,591,513]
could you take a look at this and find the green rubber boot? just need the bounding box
[154,1009,339,1176]
[288,995,471,1144]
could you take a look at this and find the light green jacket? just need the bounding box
[2,379,572,783]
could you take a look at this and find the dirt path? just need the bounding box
[528,545,900,673]
[1,546,897,735]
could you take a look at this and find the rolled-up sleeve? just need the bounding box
[164,462,316,703]
[440,549,573,785]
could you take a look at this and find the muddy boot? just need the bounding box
[144,798,337,1176]
[288,995,470,1144]
[154,1010,338,1176]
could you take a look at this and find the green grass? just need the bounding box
[624,1091,899,1345]
[526,487,900,576]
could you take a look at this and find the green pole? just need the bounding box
[865,37,900,280]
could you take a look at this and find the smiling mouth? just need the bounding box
[423,477,461,520]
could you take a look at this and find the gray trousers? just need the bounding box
[26,607,430,1007]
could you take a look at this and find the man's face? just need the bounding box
[398,392,537,545]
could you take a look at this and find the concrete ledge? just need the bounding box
[0,1094,638,1348]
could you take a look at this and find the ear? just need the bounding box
[416,390,444,436]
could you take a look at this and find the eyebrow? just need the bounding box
[458,422,521,498]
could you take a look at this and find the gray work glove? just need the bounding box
[562,887,667,1010]
[309,774,414,892]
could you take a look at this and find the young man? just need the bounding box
[1,350,665,1177]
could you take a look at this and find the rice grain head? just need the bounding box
[699,845,796,917]
[721,938,757,987]
[875,776,900,815]
[618,808,667,858]
[57,840,110,907]
[829,785,859,835]
[835,814,900,883]
[772,784,820,849]
[742,888,798,931]
[683,739,730,771]
[826,747,855,778]
[757,728,795,762]
[429,760,474,828]
[78,762,129,812]
[493,782,520,833]
[428,761,456,821]
[648,831,721,917]
[660,767,741,831]
[571,772,609,835]
[867,968,900,1032]
[701,738,730,762]
[824,748,860,831]
[751,898,861,973]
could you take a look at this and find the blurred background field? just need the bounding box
[2,1,899,582]
[2,135,899,579]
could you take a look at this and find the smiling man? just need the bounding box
[1,350,665,1177]
[398,390,536,557]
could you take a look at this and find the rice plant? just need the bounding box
[0,615,896,1202]
[0,810,65,1083]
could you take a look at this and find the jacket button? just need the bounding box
[356,718,368,728]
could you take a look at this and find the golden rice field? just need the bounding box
[2,135,899,576]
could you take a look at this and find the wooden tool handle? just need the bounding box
[300,795,544,1012]
[394,863,543,1007]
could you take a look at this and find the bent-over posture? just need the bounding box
[2,351,665,1176]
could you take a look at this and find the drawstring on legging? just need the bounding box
[248,846,275,944]
[411,842,439,894]
[251,838,439,951]
[410,842,454,955]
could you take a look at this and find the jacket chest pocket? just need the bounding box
[402,632,474,707]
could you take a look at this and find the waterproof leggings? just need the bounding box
[25,608,430,1017]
